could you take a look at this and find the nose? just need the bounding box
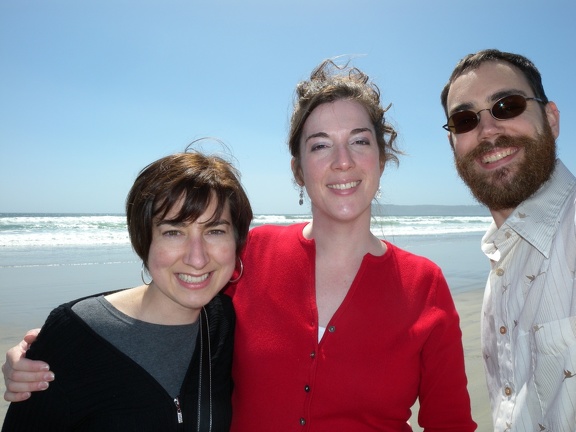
[476,109,504,141]
[332,144,354,171]
[183,235,209,269]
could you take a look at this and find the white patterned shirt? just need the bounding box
[480,160,576,432]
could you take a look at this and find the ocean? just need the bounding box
[0,212,492,268]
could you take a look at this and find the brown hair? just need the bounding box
[126,151,253,267]
[440,49,548,115]
[288,59,401,184]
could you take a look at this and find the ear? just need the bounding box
[291,157,304,186]
[544,101,560,139]
[447,132,455,150]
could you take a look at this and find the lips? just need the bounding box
[178,273,209,283]
[327,181,360,190]
[480,147,519,164]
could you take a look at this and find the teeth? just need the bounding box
[178,273,209,283]
[327,181,360,190]
[482,148,516,164]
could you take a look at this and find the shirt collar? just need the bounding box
[492,160,576,258]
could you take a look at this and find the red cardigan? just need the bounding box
[227,223,476,432]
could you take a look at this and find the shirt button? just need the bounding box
[300,417,306,426]
[504,386,513,396]
[328,325,336,333]
[499,326,507,335]
[496,268,505,276]
[304,385,310,392]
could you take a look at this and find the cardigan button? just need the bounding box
[304,385,310,392]
[300,417,306,425]
[328,325,336,333]
[310,351,315,358]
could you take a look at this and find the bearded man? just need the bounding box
[441,49,575,432]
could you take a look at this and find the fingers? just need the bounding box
[2,363,54,401]
[2,333,54,402]
[5,367,55,385]
[5,352,51,374]
[4,378,51,402]
[3,355,54,382]
[6,333,50,374]
[22,328,41,345]
[4,390,32,402]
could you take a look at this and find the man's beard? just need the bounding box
[454,121,557,210]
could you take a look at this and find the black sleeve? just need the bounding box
[2,306,73,431]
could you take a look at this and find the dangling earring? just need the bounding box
[140,263,152,285]
[374,186,382,200]
[299,187,304,206]
[229,258,244,283]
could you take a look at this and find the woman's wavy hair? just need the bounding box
[288,58,401,185]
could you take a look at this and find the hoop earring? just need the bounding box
[299,187,304,206]
[229,258,244,283]
[140,263,152,285]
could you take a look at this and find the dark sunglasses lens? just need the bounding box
[448,111,478,134]
[492,95,527,120]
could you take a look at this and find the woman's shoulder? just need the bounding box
[383,241,443,273]
[250,222,307,236]
[247,223,308,248]
[27,302,102,362]
[32,292,118,346]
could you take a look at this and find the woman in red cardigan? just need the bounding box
[3,59,476,431]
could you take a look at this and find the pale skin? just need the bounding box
[3,98,389,399]
[446,61,560,228]
[118,197,236,326]
[294,99,387,327]
[2,197,237,400]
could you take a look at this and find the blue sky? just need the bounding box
[1,0,575,215]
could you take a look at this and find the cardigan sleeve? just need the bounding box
[416,268,476,432]
[2,307,73,431]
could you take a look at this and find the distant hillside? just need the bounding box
[373,204,490,216]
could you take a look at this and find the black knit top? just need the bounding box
[2,292,234,432]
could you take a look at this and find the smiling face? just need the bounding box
[295,99,383,223]
[146,195,237,320]
[446,61,559,210]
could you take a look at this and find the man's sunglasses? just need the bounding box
[443,94,544,134]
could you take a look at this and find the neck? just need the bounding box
[304,212,385,257]
[105,285,201,325]
[490,207,515,229]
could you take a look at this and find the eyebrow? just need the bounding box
[203,219,231,228]
[156,218,231,228]
[304,127,373,143]
[449,89,531,114]
[304,131,328,143]
[156,220,185,227]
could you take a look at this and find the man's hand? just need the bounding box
[2,329,54,402]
